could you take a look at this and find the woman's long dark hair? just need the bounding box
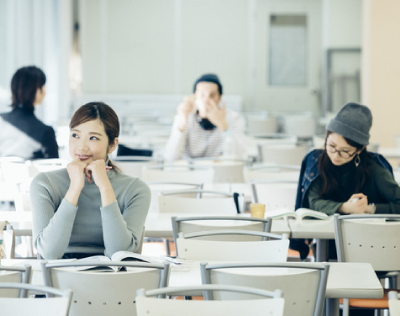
[318,131,372,198]
[11,66,46,111]
[70,102,121,172]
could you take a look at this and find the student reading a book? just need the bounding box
[30,102,151,260]
[292,103,400,261]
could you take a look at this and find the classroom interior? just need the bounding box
[1,0,400,316]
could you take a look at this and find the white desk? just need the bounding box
[3,259,382,316]
[144,213,291,238]
[288,218,335,262]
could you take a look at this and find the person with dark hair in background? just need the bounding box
[164,73,247,161]
[30,102,150,260]
[0,66,59,159]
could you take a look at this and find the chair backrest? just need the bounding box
[142,165,214,183]
[201,262,329,316]
[0,265,32,298]
[0,282,72,316]
[0,161,39,184]
[250,180,298,212]
[42,261,170,316]
[246,116,278,136]
[176,230,289,262]
[282,115,315,138]
[147,182,203,213]
[171,216,272,255]
[114,156,158,178]
[190,159,246,183]
[257,144,307,165]
[334,214,400,271]
[158,190,240,215]
[244,164,300,182]
[389,291,400,315]
[136,285,284,316]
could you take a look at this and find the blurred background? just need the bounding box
[0,0,398,148]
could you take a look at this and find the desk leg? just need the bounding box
[325,298,339,316]
[316,239,328,262]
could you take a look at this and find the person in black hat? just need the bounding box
[291,103,400,270]
[164,73,246,161]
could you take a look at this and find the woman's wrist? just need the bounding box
[65,186,82,207]
[99,183,116,207]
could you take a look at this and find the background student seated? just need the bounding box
[0,66,59,160]
[164,74,247,161]
[292,102,400,261]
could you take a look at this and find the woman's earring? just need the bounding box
[355,154,361,167]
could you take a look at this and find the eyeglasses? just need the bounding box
[326,143,357,159]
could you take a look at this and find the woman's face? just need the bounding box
[34,85,46,106]
[326,133,359,166]
[69,118,118,163]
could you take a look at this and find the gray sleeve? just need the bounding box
[100,179,151,256]
[164,115,187,162]
[307,177,343,215]
[30,173,78,259]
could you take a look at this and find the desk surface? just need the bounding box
[3,259,382,300]
[144,213,291,238]
[288,218,335,239]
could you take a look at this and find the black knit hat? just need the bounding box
[193,74,223,95]
[326,102,372,145]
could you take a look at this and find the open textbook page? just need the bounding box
[70,251,185,272]
[265,208,330,220]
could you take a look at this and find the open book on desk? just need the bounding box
[266,208,330,220]
[71,251,186,272]
[72,251,165,272]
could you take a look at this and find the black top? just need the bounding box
[0,106,59,159]
[307,158,400,215]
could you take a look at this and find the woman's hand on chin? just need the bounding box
[86,159,111,190]
[67,158,89,191]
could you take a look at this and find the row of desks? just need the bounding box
[1,259,382,316]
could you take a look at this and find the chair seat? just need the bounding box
[340,289,400,309]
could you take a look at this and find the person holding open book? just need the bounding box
[30,102,151,260]
[292,103,400,261]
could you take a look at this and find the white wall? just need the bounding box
[322,0,362,48]
[0,0,72,125]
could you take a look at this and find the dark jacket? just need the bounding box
[295,149,393,210]
[0,106,59,160]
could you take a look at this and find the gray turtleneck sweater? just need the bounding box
[30,168,151,259]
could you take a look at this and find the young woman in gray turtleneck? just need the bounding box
[30,102,151,260]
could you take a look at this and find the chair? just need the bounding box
[158,190,243,215]
[246,115,278,136]
[282,115,315,139]
[114,156,158,178]
[142,164,214,183]
[190,158,247,183]
[200,262,329,316]
[147,182,203,213]
[0,283,72,316]
[41,261,170,316]
[257,144,308,165]
[250,180,298,212]
[0,265,32,298]
[176,230,289,262]
[334,214,400,316]
[243,164,300,182]
[171,216,273,256]
[388,291,400,315]
[135,285,284,316]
